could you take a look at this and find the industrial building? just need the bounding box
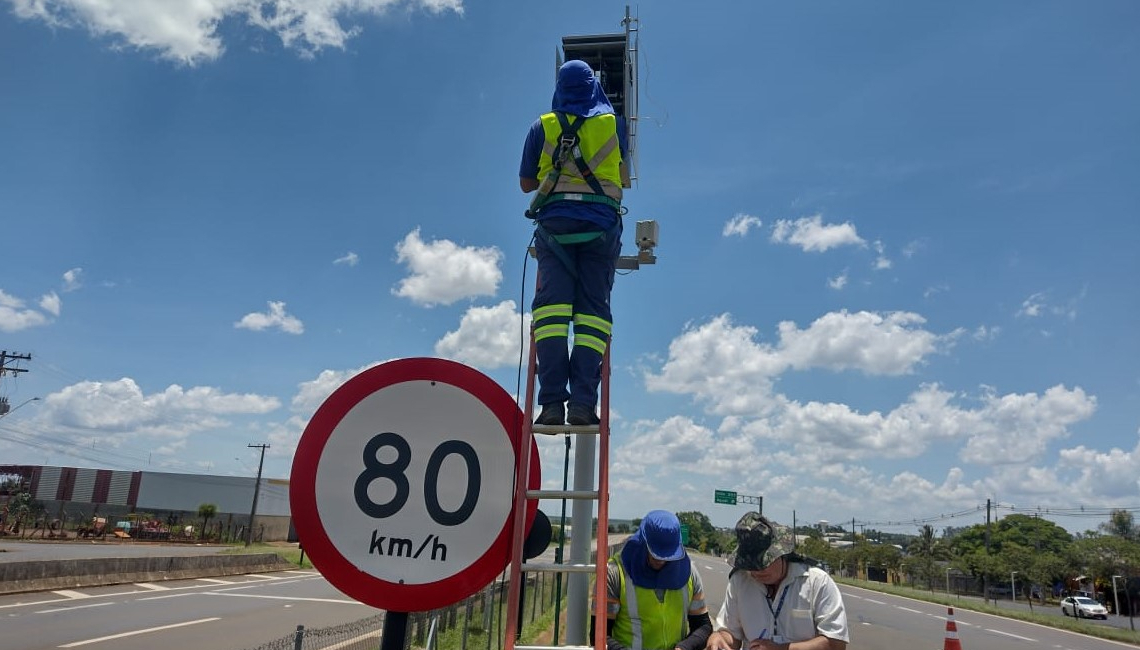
[0,464,293,542]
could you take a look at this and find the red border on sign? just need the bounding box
[290,357,540,612]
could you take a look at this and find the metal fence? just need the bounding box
[245,570,567,650]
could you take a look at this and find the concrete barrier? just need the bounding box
[0,553,296,595]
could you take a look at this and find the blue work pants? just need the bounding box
[532,217,621,408]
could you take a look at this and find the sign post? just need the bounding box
[290,357,540,618]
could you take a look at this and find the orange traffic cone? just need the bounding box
[943,607,962,650]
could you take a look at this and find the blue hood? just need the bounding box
[620,528,691,590]
[552,60,615,117]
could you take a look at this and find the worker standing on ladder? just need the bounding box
[519,59,631,427]
[591,510,712,650]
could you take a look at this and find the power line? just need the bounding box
[855,501,1140,530]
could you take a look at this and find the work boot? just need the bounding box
[567,402,600,426]
[535,403,565,426]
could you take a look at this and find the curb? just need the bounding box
[0,553,296,595]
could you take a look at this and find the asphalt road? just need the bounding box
[1,544,1134,650]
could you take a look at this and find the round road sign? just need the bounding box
[290,357,539,611]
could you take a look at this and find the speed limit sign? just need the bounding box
[290,357,540,611]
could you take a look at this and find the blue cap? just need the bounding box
[640,510,685,562]
[551,60,615,117]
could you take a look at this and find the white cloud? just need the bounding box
[777,310,952,375]
[646,310,955,416]
[42,377,279,433]
[645,314,784,416]
[612,416,719,476]
[0,289,50,332]
[872,240,892,270]
[435,301,530,369]
[722,213,762,237]
[923,284,948,299]
[393,228,502,307]
[1017,291,1047,317]
[770,214,864,252]
[289,362,383,415]
[972,325,1000,341]
[333,251,359,266]
[62,267,83,291]
[1059,434,1140,500]
[10,0,464,65]
[234,300,304,334]
[1015,288,1085,323]
[827,270,848,290]
[959,384,1096,465]
[901,239,926,258]
[39,291,61,316]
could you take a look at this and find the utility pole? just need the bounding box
[984,498,992,603]
[0,351,32,415]
[246,443,269,547]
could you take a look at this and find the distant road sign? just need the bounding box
[714,489,737,505]
[290,358,539,612]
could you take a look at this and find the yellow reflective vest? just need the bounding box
[612,560,694,650]
[537,112,624,205]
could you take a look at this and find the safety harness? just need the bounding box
[527,112,622,278]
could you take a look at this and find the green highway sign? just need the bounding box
[680,524,690,545]
[714,489,737,505]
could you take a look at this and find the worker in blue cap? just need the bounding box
[591,510,711,650]
[519,59,630,427]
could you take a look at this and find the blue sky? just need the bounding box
[1,0,1138,535]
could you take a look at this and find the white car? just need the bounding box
[1061,596,1108,620]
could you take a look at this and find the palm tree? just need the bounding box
[908,525,950,590]
[197,503,217,541]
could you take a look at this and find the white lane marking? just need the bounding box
[284,570,319,576]
[986,628,1036,642]
[134,583,169,591]
[194,578,233,585]
[36,602,114,614]
[205,591,359,604]
[0,574,325,612]
[57,617,220,647]
[865,598,886,604]
[51,590,90,599]
[244,574,280,579]
[897,607,924,614]
[138,594,194,602]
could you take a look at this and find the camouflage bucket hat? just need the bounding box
[733,512,795,571]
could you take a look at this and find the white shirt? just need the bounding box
[714,562,849,644]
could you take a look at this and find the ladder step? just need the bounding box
[521,562,597,573]
[531,424,601,435]
[527,489,599,500]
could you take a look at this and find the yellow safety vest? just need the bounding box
[612,560,693,650]
[537,112,624,205]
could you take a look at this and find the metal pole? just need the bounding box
[380,612,409,650]
[1113,575,1122,617]
[1011,571,1017,602]
[552,434,571,645]
[461,597,473,650]
[516,573,527,640]
[245,443,269,546]
[567,433,596,645]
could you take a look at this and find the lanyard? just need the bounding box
[765,584,791,636]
